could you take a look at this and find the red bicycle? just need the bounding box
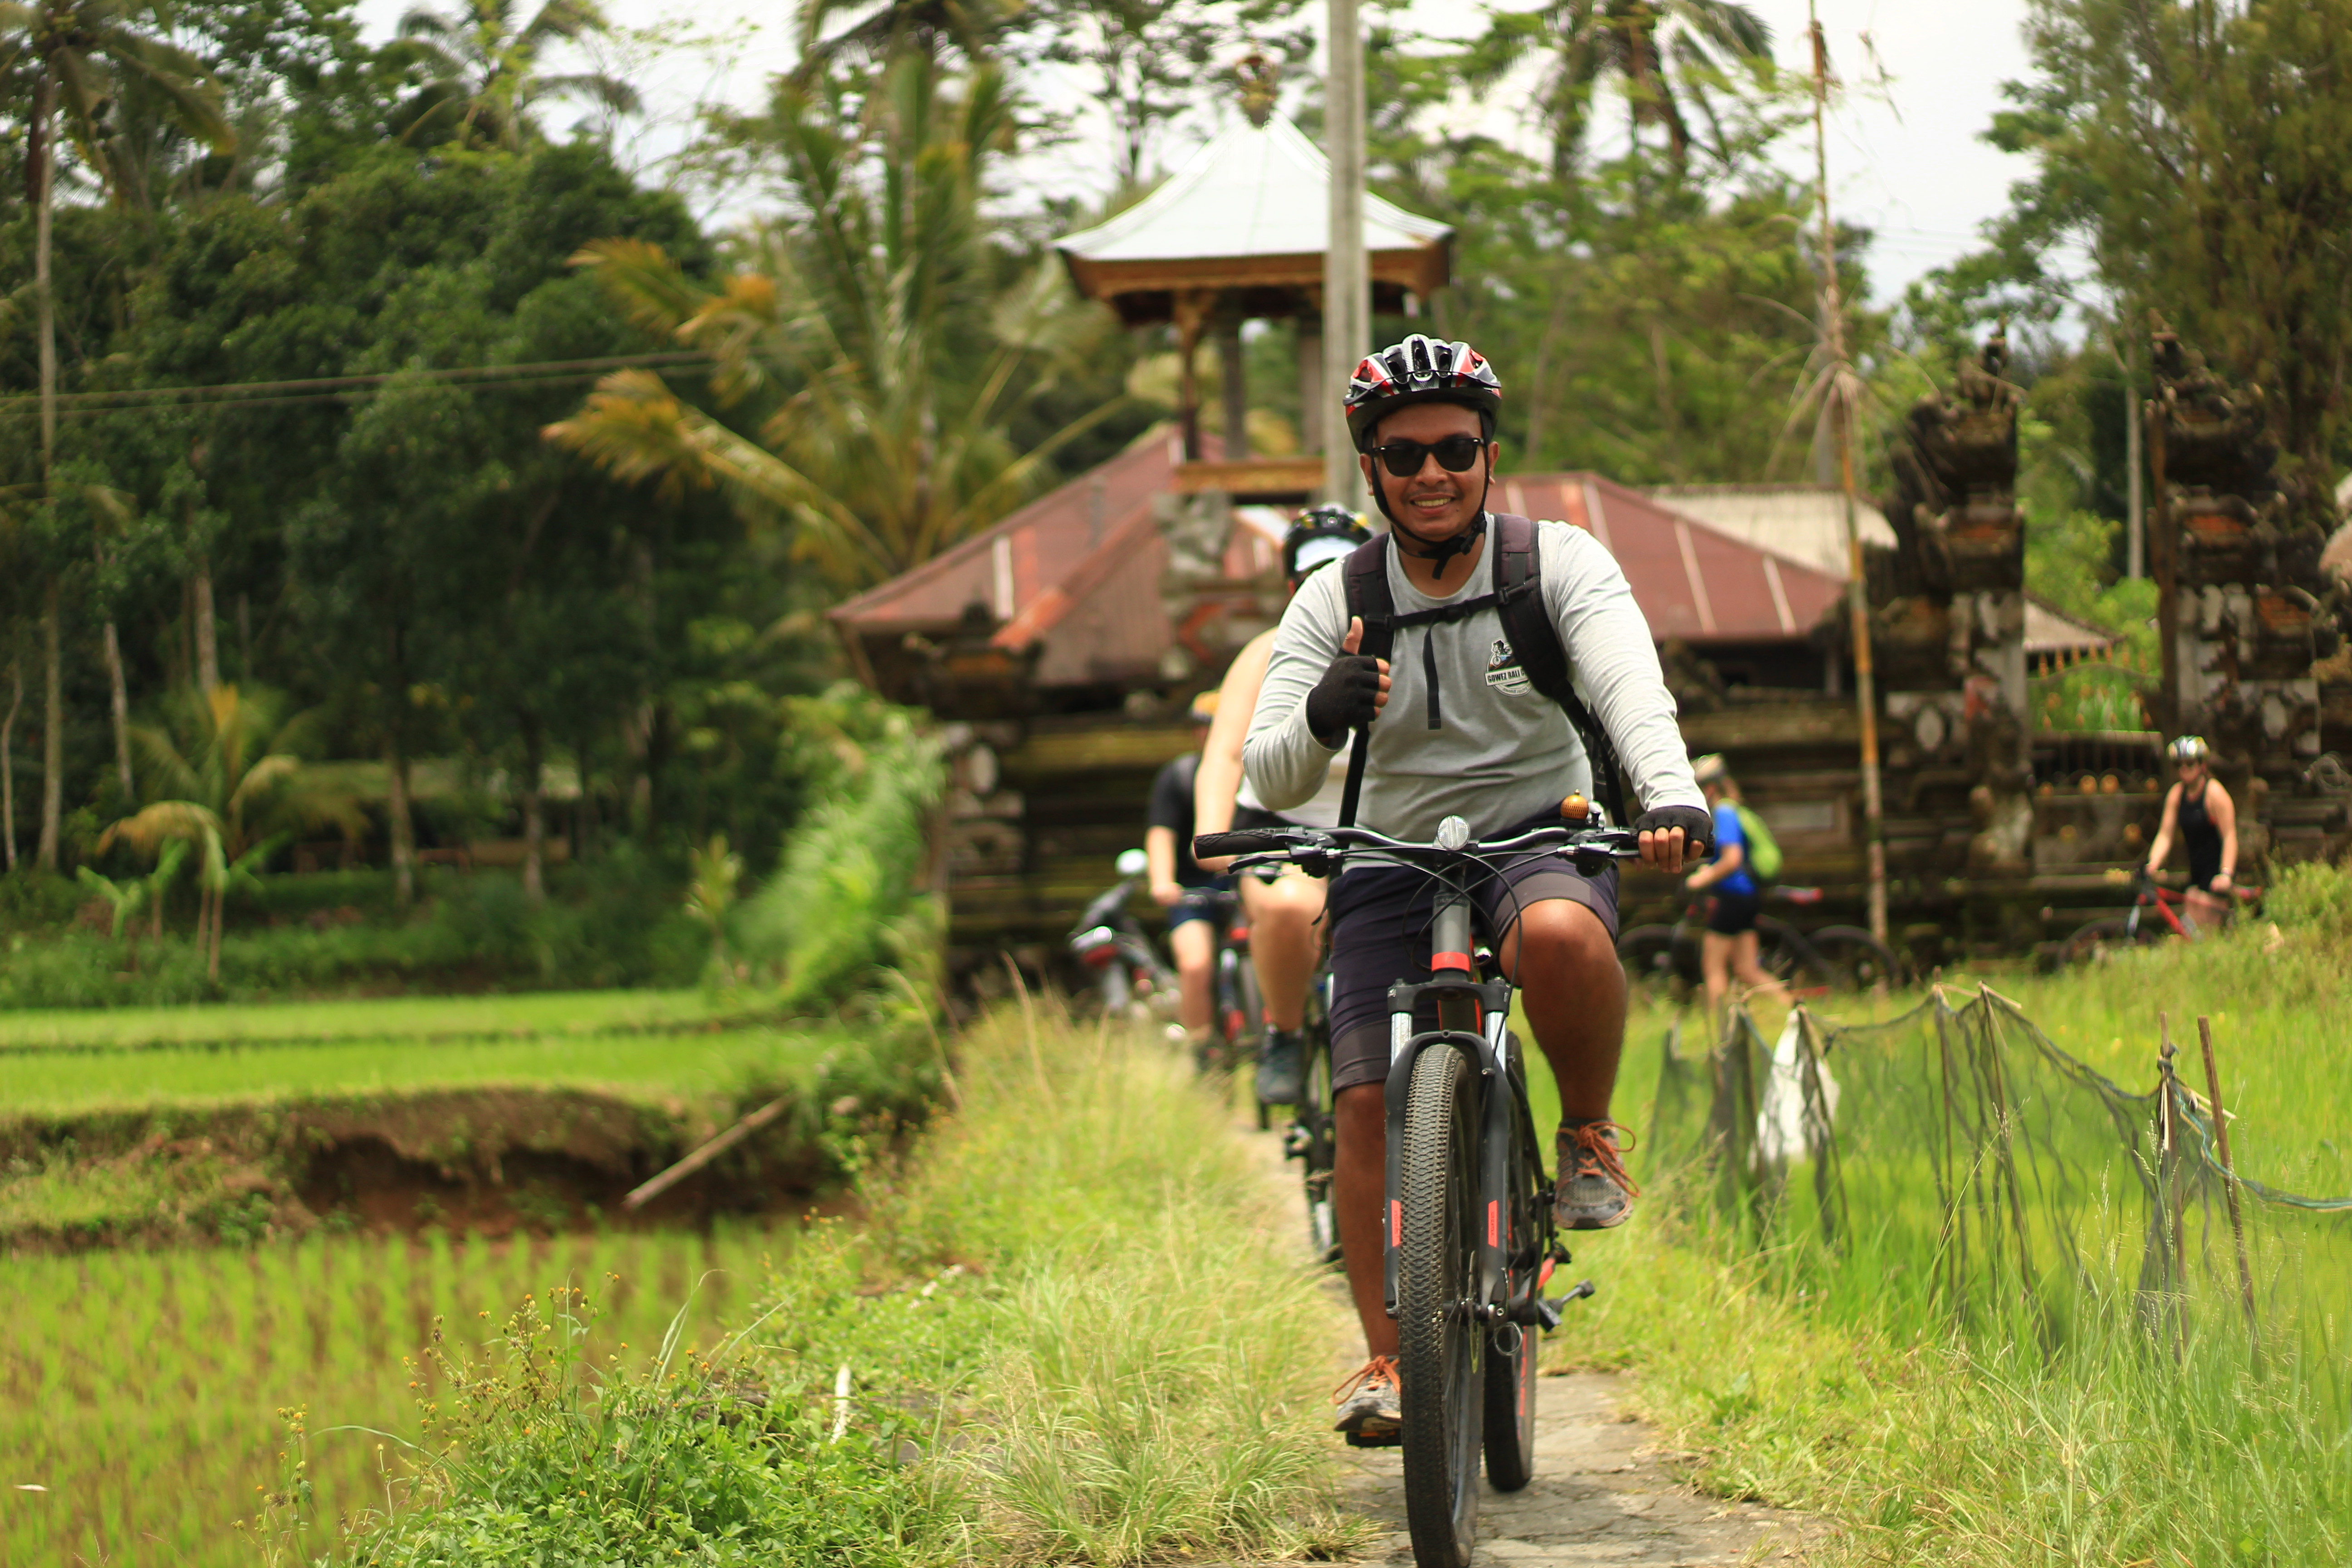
[2060,871,2259,964]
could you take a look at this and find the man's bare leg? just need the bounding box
[1334,1082,1400,1357]
[1238,872,1323,1031]
[1170,919,1215,1037]
[1498,897,1625,1120]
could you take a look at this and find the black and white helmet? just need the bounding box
[1283,505,1370,583]
[1343,335,1502,452]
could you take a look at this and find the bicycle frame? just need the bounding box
[1375,878,1553,1331]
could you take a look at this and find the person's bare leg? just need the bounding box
[1498,898,1625,1121]
[1170,919,1215,1036]
[1728,931,1791,1008]
[1700,930,1734,1036]
[1334,1081,1400,1356]
[1239,872,1323,1031]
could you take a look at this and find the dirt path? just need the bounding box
[1234,1105,1817,1566]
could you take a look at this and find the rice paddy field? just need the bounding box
[2,1227,780,1566]
[0,987,926,1565]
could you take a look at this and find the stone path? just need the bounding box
[1234,1107,1818,1566]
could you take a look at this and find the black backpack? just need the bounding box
[1335,513,1627,828]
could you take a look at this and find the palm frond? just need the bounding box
[99,800,224,856]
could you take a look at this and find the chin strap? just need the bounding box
[1390,511,1487,580]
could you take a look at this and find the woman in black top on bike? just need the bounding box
[2145,734,2238,925]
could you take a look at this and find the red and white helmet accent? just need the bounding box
[1343,335,1503,451]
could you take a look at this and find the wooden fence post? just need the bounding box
[2196,1015,2260,1348]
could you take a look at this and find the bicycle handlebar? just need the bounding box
[1193,820,1643,869]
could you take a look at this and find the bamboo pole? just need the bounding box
[623,1097,789,1211]
[1807,9,1889,947]
[2158,1013,2185,1286]
[2196,1015,2259,1340]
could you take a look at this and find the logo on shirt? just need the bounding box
[1485,637,1533,696]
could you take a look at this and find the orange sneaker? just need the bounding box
[1332,1354,1401,1436]
[1555,1120,1639,1230]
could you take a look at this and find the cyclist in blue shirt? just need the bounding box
[1683,755,1788,1024]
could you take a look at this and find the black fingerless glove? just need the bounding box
[1308,649,1373,747]
[1634,804,1713,854]
[1305,654,1383,746]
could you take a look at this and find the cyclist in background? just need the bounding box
[1146,693,1228,1048]
[1682,754,1790,1025]
[1195,507,1372,1107]
[2146,734,2239,925]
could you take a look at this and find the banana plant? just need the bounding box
[74,838,189,973]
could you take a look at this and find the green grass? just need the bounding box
[308,997,1363,1568]
[0,1022,841,1116]
[1583,921,2352,1567]
[0,986,727,1053]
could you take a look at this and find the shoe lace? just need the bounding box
[1561,1120,1642,1198]
[1332,1354,1399,1403]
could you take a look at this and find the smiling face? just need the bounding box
[1357,400,1493,541]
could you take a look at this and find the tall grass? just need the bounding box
[1577,929,2352,1567]
[313,995,1362,1565]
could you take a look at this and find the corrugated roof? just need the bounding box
[1054,115,1451,301]
[834,459,1857,696]
[1645,483,1899,579]
[1497,475,1849,645]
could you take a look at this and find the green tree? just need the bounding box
[1465,0,1773,185]
[0,0,230,867]
[1968,0,2352,490]
[549,53,1124,589]
[387,0,638,150]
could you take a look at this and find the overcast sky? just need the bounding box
[351,0,2050,306]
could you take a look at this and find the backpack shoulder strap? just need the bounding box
[1489,513,1630,825]
[1341,534,1397,662]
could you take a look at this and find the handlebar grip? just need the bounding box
[1193,831,1287,858]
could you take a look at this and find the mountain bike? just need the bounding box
[1278,963,1341,1264]
[1616,888,1904,996]
[2059,870,2261,965]
[1067,849,1177,1019]
[1198,811,1624,1568]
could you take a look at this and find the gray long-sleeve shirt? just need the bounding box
[1242,517,1703,841]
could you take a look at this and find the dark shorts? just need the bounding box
[1705,890,1763,936]
[1165,884,1230,932]
[1325,847,1619,1094]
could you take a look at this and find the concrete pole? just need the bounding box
[1322,0,1367,507]
[1217,317,1250,460]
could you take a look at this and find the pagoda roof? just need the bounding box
[1055,115,1452,323]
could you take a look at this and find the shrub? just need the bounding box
[737,686,943,1012]
[2266,856,2352,940]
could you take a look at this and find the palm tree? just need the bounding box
[101,684,364,978]
[548,54,1124,590]
[1470,0,1771,185]
[386,0,638,151]
[0,0,230,868]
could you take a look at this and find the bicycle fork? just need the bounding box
[1379,888,1533,1325]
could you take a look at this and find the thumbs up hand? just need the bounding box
[1305,616,1390,747]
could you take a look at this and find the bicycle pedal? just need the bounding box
[1344,1428,1404,1449]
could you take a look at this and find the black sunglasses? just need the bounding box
[1370,434,1487,478]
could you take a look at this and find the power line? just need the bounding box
[0,351,714,420]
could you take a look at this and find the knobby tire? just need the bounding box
[1399,1044,1483,1568]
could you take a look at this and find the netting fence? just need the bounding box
[1648,985,2352,1388]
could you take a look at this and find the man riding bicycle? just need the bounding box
[1194,507,1372,1107]
[1240,335,1710,1439]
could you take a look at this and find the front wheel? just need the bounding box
[1481,1049,1542,1493]
[1806,925,1906,990]
[1398,1045,1483,1568]
[2060,914,2158,966]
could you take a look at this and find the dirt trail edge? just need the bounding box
[1233,1097,1818,1566]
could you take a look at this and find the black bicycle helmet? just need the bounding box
[1343,335,1503,453]
[1283,505,1370,583]
[2168,735,2211,765]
